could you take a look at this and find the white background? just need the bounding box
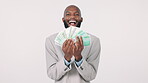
[0,0,148,83]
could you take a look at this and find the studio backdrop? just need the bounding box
[0,0,148,83]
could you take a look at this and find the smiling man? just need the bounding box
[62,5,82,28]
[45,5,101,83]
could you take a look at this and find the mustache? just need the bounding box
[63,20,81,28]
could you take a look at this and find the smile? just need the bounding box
[68,20,77,26]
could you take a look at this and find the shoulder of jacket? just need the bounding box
[87,33,100,42]
[46,33,58,40]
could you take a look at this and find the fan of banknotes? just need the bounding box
[54,26,91,47]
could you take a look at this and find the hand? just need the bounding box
[62,39,75,62]
[73,36,84,61]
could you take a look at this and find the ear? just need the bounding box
[81,17,83,22]
[62,18,64,22]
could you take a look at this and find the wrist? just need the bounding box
[75,55,82,62]
[64,55,71,62]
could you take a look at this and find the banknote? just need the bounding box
[55,26,91,47]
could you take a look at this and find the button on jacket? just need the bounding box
[45,33,101,83]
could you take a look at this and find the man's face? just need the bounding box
[62,6,83,28]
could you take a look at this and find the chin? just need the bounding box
[68,25,77,27]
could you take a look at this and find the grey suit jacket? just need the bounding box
[45,33,101,83]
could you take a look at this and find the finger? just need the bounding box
[67,40,73,49]
[75,43,78,51]
[76,36,79,43]
[67,41,73,53]
[65,39,71,48]
[70,41,74,49]
[80,36,83,46]
[76,36,81,46]
[72,44,75,53]
[78,36,81,44]
[69,42,74,51]
[66,41,71,52]
[70,40,74,46]
[63,40,68,48]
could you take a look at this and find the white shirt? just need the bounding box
[45,33,101,83]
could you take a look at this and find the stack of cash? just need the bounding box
[55,26,91,47]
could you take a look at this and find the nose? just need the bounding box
[70,15,75,19]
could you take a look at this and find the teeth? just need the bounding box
[69,20,76,23]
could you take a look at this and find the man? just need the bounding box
[45,5,101,83]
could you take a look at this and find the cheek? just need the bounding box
[64,17,70,20]
[77,18,82,22]
[75,17,82,20]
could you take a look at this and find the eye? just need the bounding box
[66,13,70,16]
[75,13,79,16]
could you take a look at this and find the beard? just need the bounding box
[63,20,82,28]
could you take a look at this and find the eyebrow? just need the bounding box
[65,11,80,13]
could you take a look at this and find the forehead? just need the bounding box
[64,6,80,13]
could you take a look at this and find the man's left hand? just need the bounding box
[73,36,84,61]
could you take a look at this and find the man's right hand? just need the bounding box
[62,39,74,62]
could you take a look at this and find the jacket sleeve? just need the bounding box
[74,38,101,82]
[45,37,72,81]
